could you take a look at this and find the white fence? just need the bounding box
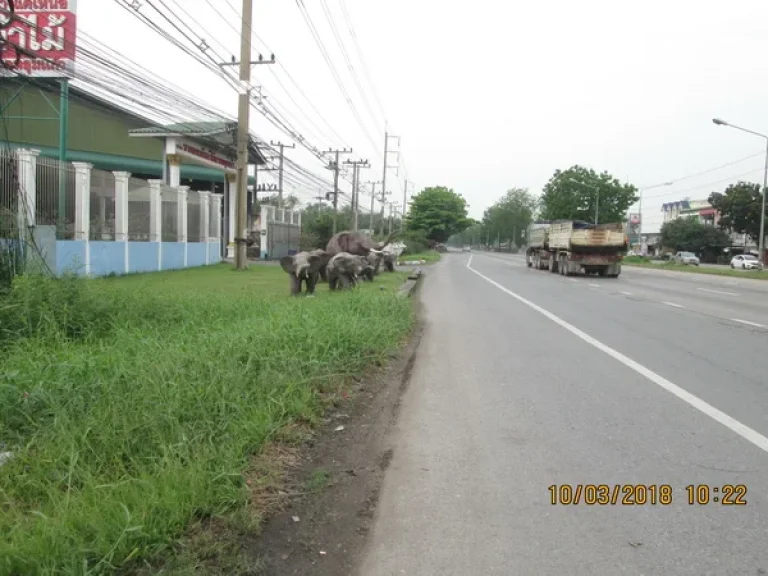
[2,148,223,246]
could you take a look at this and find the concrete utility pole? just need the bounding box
[402,178,411,231]
[324,148,352,235]
[220,0,275,269]
[381,126,400,236]
[366,180,381,231]
[270,140,295,210]
[344,159,370,231]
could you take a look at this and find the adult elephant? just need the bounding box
[325,230,397,258]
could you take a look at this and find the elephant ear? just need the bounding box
[279,255,296,274]
[307,254,325,273]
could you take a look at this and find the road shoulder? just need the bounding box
[248,300,425,575]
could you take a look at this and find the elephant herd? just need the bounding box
[279,230,399,296]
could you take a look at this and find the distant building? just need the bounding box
[660,197,754,251]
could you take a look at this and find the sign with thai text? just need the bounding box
[0,0,77,77]
[178,141,235,171]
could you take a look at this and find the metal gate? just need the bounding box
[268,220,300,260]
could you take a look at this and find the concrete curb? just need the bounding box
[397,268,423,298]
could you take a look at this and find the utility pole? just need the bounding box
[381,126,400,236]
[402,178,411,231]
[365,180,381,232]
[270,140,295,209]
[219,1,275,269]
[323,148,352,235]
[344,159,370,231]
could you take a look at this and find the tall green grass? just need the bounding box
[0,265,413,574]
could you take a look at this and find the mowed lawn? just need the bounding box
[0,264,412,574]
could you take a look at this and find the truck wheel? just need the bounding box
[549,254,557,273]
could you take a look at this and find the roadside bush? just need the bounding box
[399,230,430,255]
[623,255,651,264]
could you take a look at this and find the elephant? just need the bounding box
[381,252,397,273]
[359,251,381,281]
[279,250,329,295]
[309,248,332,282]
[325,230,398,259]
[327,252,368,290]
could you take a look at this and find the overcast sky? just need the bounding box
[80,0,768,232]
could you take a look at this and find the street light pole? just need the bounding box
[567,177,600,224]
[713,118,768,263]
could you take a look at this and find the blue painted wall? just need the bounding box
[129,242,160,274]
[90,241,126,276]
[161,243,186,270]
[187,243,207,267]
[50,240,222,277]
[57,240,87,276]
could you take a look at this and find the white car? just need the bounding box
[674,251,700,266]
[730,254,763,270]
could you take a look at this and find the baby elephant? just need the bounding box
[359,251,381,282]
[327,252,368,290]
[280,250,329,295]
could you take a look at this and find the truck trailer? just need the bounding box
[526,220,628,278]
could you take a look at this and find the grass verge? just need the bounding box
[622,259,768,280]
[401,250,441,263]
[0,263,412,574]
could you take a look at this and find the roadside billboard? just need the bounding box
[0,0,78,77]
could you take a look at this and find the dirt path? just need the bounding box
[250,305,424,575]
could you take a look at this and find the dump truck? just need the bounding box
[526,220,628,277]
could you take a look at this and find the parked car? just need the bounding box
[674,251,700,266]
[730,253,763,270]
[462,245,472,252]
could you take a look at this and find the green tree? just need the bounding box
[660,217,731,257]
[708,182,765,243]
[480,188,537,248]
[406,186,471,244]
[540,165,638,224]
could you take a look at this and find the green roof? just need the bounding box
[10,143,258,186]
[129,122,266,165]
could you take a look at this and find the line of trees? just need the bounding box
[448,164,639,249]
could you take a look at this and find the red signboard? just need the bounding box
[178,141,235,171]
[0,0,78,77]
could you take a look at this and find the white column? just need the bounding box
[226,174,236,257]
[113,171,131,274]
[211,193,223,242]
[113,171,130,242]
[16,148,39,229]
[148,179,162,243]
[72,162,92,241]
[177,186,189,243]
[198,191,211,264]
[260,204,270,260]
[168,155,181,188]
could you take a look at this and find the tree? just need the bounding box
[406,186,471,244]
[540,165,638,224]
[708,182,765,243]
[480,188,537,248]
[660,217,730,258]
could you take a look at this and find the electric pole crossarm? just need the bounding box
[323,147,353,234]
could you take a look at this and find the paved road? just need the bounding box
[360,252,768,576]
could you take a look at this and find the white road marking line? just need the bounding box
[588,283,601,288]
[467,254,473,268]
[568,278,579,283]
[697,287,739,296]
[620,291,634,296]
[663,301,684,308]
[465,260,768,454]
[731,318,768,329]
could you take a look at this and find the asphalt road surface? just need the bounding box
[360,252,768,576]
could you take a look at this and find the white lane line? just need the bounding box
[465,260,768,454]
[620,291,634,296]
[663,301,684,308]
[731,318,768,329]
[468,254,473,268]
[588,283,601,288]
[698,287,739,296]
[568,278,579,283]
